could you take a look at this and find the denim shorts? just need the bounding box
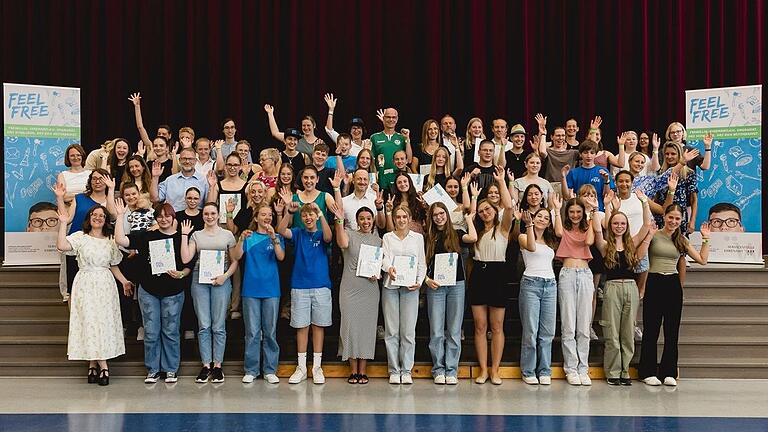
[634,254,649,273]
[290,288,332,328]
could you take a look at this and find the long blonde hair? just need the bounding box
[464,117,485,150]
[424,146,453,190]
[604,211,639,269]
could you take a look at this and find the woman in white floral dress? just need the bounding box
[57,204,133,386]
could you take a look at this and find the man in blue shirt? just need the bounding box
[150,147,211,211]
[563,140,614,211]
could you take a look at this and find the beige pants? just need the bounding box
[600,279,639,379]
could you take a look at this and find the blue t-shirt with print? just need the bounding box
[242,233,284,298]
[566,165,615,211]
[290,228,331,289]
[325,154,357,174]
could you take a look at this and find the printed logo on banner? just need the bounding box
[4,83,81,265]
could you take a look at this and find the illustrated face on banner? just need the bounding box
[708,206,744,233]
[26,205,59,233]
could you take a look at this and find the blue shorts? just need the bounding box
[634,254,650,273]
[290,288,332,328]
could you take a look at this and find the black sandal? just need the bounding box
[347,373,359,384]
[358,374,369,384]
[98,369,110,386]
[87,367,98,384]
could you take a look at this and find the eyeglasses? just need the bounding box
[709,218,741,228]
[29,217,58,227]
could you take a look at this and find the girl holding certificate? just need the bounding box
[517,209,560,385]
[180,202,238,384]
[230,205,285,384]
[469,166,514,385]
[424,202,477,384]
[381,205,427,385]
[114,201,191,384]
[329,203,382,384]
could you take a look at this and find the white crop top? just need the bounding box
[521,243,556,279]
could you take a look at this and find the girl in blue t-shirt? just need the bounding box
[231,205,285,384]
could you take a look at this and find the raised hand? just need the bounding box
[617,131,628,147]
[376,109,385,123]
[263,104,274,114]
[647,220,658,236]
[703,132,714,148]
[700,222,711,238]
[180,219,193,236]
[101,174,115,190]
[137,140,146,157]
[521,209,532,226]
[599,169,610,182]
[278,186,293,206]
[151,160,163,178]
[264,224,276,238]
[207,170,217,188]
[385,195,395,212]
[634,189,648,202]
[128,93,141,106]
[506,168,515,183]
[330,169,344,189]
[400,128,410,140]
[374,190,384,209]
[460,172,472,188]
[605,189,620,211]
[492,165,504,182]
[52,181,66,198]
[535,113,547,133]
[324,93,337,110]
[273,198,285,215]
[549,193,563,211]
[328,202,344,221]
[114,198,127,215]
[652,133,661,150]
[57,207,69,224]
[668,171,679,190]
[214,139,224,150]
[286,201,300,214]
[561,164,571,180]
[465,210,477,221]
[683,148,700,162]
[469,181,481,198]
[590,115,602,129]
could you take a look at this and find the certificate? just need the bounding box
[419,164,431,175]
[422,183,458,212]
[408,173,425,191]
[434,253,458,286]
[199,249,226,284]
[392,255,418,287]
[219,193,242,223]
[149,238,176,275]
[356,244,383,278]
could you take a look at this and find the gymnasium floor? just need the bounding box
[1,378,766,431]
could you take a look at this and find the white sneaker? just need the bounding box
[144,372,160,384]
[643,376,662,386]
[164,372,178,383]
[401,373,413,385]
[184,330,195,340]
[590,328,599,340]
[312,367,325,384]
[522,376,539,385]
[389,374,401,384]
[230,311,242,320]
[663,377,678,386]
[538,376,551,385]
[579,374,592,386]
[433,375,446,385]
[242,374,255,383]
[445,376,458,385]
[288,367,307,384]
[377,325,386,340]
[566,374,581,386]
[634,326,643,341]
[137,327,145,341]
[264,374,280,384]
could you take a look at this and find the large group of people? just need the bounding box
[55,92,726,388]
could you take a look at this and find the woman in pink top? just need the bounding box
[555,197,595,386]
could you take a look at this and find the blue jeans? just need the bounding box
[191,276,232,364]
[137,287,184,374]
[427,280,465,377]
[558,267,594,376]
[242,297,280,376]
[382,287,419,375]
[518,275,557,378]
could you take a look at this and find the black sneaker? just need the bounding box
[144,372,161,384]
[211,367,225,383]
[619,378,632,386]
[195,366,211,383]
[607,378,621,386]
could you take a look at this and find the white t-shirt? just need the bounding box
[342,189,378,231]
[618,194,644,236]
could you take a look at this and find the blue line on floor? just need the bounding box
[1,413,767,432]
